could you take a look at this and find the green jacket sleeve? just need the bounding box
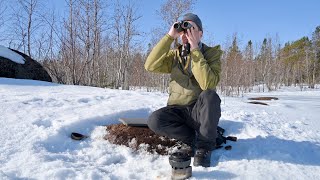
[144,34,175,73]
[191,45,222,90]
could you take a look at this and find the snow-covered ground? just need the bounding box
[0,77,319,180]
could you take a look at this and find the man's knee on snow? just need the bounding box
[147,110,163,133]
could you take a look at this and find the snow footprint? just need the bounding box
[95,96,105,101]
[33,119,52,128]
[78,96,108,104]
[78,98,91,103]
[22,97,43,105]
[102,154,127,165]
[45,98,64,107]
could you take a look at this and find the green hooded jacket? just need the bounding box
[145,34,222,106]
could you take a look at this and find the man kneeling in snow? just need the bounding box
[144,13,222,167]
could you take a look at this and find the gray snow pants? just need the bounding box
[147,90,221,150]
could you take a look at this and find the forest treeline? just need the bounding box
[0,0,319,96]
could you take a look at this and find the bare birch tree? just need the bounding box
[243,40,255,92]
[111,0,142,90]
[11,0,41,57]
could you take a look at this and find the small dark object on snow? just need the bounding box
[71,132,88,140]
[226,136,237,142]
[169,151,192,180]
[225,145,232,150]
[248,97,279,101]
[248,101,269,106]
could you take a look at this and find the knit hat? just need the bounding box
[182,13,203,31]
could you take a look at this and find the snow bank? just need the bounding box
[0,45,25,64]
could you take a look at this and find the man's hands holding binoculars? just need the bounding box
[185,26,201,51]
[168,21,202,51]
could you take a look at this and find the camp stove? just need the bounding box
[169,151,192,180]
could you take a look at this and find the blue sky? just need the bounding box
[195,0,320,46]
[49,0,320,48]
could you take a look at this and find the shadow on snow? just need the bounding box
[36,108,151,154]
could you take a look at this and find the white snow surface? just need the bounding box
[0,77,320,180]
[0,45,25,64]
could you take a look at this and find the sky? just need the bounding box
[49,0,320,48]
[195,0,320,45]
[0,0,312,51]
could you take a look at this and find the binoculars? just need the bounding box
[174,21,193,33]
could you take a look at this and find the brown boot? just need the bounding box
[193,148,212,167]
